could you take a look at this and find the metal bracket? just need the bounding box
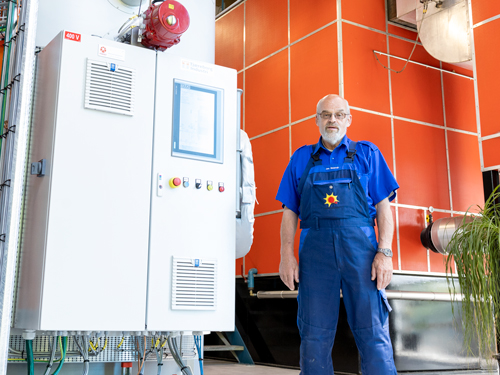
[30,159,46,177]
[0,179,10,191]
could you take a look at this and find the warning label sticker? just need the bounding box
[64,31,81,42]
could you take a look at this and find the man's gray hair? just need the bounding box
[316,95,350,114]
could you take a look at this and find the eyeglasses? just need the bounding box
[317,112,350,120]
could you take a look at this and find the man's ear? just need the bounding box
[346,115,352,127]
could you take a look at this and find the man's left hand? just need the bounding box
[371,252,393,290]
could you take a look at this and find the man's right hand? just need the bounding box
[279,254,299,291]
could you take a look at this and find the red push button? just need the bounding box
[169,177,181,188]
[219,186,225,192]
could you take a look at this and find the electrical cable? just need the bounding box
[50,336,67,375]
[373,0,432,74]
[155,343,163,375]
[117,336,125,350]
[26,339,34,375]
[118,15,138,34]
[135,336,147,375]
[194,336,204,375]
[138,0,143,17]
[167,336,193,375]
[42,336,58,375]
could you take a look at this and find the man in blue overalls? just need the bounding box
[276,94,399,374]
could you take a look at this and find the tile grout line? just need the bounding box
[248,110,478,141]
[287,0,292,158]
[472,13,500,29]
[256,203,477,221]
[384,0,401,272]
[337,0,344,97]
[467,0,484,171]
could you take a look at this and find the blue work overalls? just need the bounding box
[297,142,397,375]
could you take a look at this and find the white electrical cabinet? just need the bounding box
[15,31,237,333]
[15,32,156,331]
[146,53,237,331]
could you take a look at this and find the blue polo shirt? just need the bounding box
[276,135,399,219]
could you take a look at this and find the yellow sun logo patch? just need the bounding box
[324,193,339,207]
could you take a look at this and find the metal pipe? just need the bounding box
[256,289,464,302]
[0,1,39,374]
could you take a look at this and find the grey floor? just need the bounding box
[204,360,300,375]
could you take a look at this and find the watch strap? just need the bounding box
[377,248,393,257]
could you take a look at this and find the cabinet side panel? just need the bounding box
[15,32,64,329]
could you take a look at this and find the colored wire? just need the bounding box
[50,336,67,375]
[26,339,34,375]
[42,336,58,375]
[117,336,125,349]
[194,336,204,375]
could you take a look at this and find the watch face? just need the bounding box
[378,248,392,257]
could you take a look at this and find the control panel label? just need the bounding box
[64,31,81,42]
[98,44,126,61]
[181,59,214,76]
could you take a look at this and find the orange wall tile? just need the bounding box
[245,0,288,66]
[245,213,287,275]
[343,0,386,31]
[471,0,500,25]
[441,62,473,78]
[388,24,417,40]
[391,61,443,126]
[252,128,290,215]
[482,137,500,169]
[347,110,394,173]
[394,120,450,210]
[215,5,244,71]
[474,20,500,137]
[291,118,320,153]
[290,25,338,122]
[245,50,289,138]
[447,131,484,212]
[443,74,476,133]
[398,207,428,272]
[290,0,336,43]
[343,23,391,114]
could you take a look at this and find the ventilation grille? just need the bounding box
[84,59,135,116]
[172,258,217,310]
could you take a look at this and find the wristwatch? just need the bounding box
[377,248,393,257]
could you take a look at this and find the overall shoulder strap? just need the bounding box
[343,141,357,164]
[297,143,322,195]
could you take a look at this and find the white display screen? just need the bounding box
[178,87,215,155]
[172,80,223,163]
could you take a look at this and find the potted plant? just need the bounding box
[445,186,500,359]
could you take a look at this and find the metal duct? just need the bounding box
[388,0,472,64]
[420,216,473,255]
[121,0,142,5]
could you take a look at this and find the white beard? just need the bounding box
[321,128,344,146]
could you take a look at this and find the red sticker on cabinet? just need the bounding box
[64,31,81,42]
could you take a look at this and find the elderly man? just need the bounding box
[276,94,399,374]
